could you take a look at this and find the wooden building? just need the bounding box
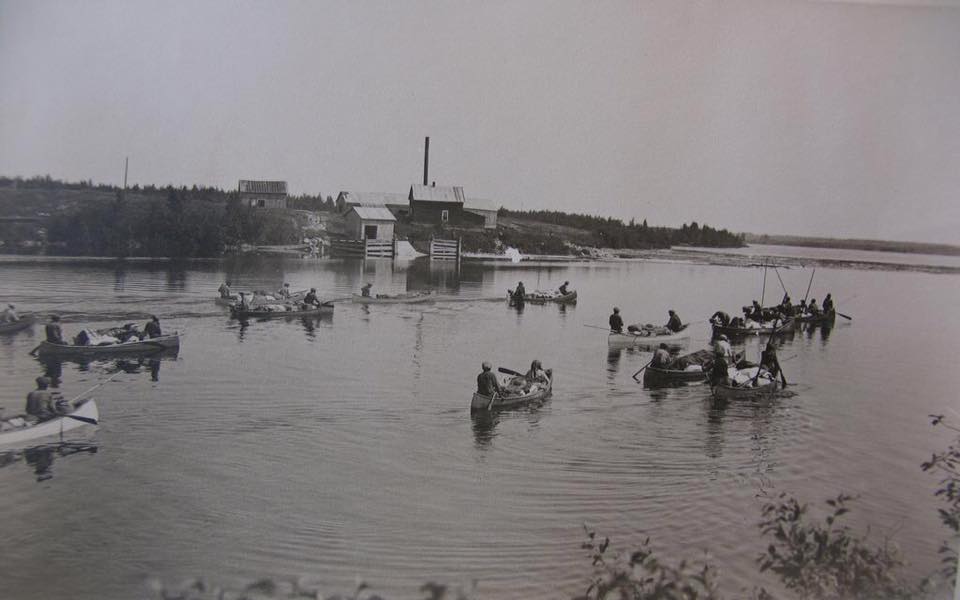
[464,198,498,229]
[344,205,396,240]
[238,180,288,209]
[335,191,409,218]
[408,184,467,225]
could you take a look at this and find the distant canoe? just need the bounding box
[471,371,553,412]
[0,399,98,447]
[608,324,690,348]
[0,314,36,335]
[516,290,578,304]
[793,311,836,327]
[352,292,434,305]
[711,318,794,338]
[35,333,181,357]
[230,302,334,318]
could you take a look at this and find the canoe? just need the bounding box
[516,290,578,304]
[710,367,780,400]
[608,324,690,348]
[214,296,238,307]
[0,313,36,334]
[0,399,98,447]
[471,370,554,412]
[35,333,181,357]
[230,302,334,318]
[793,311,836,327]
[711,318,794,338]
[643,364,708,387]
[352,292,434,304]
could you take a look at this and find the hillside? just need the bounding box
[742,232,960,257]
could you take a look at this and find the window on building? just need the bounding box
[364,225,378,240]
[441,209,449,223]
[257,199,265,208]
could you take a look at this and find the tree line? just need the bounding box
[499,208,744,249]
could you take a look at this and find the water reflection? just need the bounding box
[471,411,499,449]
[0,442,98,482]
[38,353,174,382]
[233,313,332,342]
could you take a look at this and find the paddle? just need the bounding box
[64,414,99,425]
[837,312,853,321]
[68,370,124,404]
[773,267,788,296]
[584,324,618,332]
[486,392,498,411]
[803,268,816,303]
[498,367,523,377]
[632,359,653,382]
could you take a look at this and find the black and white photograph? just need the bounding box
[1,1,958,599]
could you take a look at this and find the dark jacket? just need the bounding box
[477,370,502,396]
[45,323,64,344]
[609,313,623,333]
[144,320,162,338]
[666,314,682,332]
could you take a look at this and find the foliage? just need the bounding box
[921,414,960,581]
[499,208,744,250]
[756,493,916,599]
[576,527,721,600]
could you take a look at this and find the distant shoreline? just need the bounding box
[741,233,960,257]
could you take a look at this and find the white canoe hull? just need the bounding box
[0,399,99,446]
[36,333,181,357]
[608,330,689,349]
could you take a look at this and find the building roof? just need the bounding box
[350,205,397,221]
[239,180,287,195]
[338,191,409,206]
[464,197,499,212]
[409,184,465,204]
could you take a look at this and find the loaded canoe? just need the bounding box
[34,333,181,357]
[642,365,708,387]
[793,311,836,327]
[230,302,334,318]
[214,296,239,307]
[711,318,794,338]
[710,366,780,400]
[608,324,690,349]
[0,314,36,334]
[517,290,578,304]
[352,292,434,305]
[470,370,553,412]
[0,399,98,446]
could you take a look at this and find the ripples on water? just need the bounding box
[0,253,957,599]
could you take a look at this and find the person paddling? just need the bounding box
[45,315,65,344]
[303,288,321,307]
[665,310,683,332]
[558,281,570,295]
[524,360,550,384]
[143,315,162,339]
[651,343,672,368]
[361,283,373,297]
[477,362,503,397]
[760,341,787,387]
[219,281,233,299]
[609,307,624,334]
[25,376,60,422]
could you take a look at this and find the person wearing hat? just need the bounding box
[609,307,624,334]
[477,362,503,397]
[665,309,683,333]
[709,310,730,327]
[143,315,162,339]
[558,281,570,295]
[1,303,17,323]
[760,340,787,387]
[713,334,735,362]
[360,282,373,298]
[524,359,550,384]
[45,314,65,344]
[25,376,58,422]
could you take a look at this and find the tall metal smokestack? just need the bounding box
[423,137,430,186]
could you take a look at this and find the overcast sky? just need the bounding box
[1,1,958,243]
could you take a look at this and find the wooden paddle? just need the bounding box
[632,359,653,382]
[498,367,523,377]
[68,370,124,404]
[64,413,99,425]
[837,312,852,321]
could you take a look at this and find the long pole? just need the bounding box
[68,370,123,404]
[773,267,788,296]
[761,260,767,306]
[803,268,816,303]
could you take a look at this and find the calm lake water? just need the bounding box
[0,250,957,599]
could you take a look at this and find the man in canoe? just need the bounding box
[665,310,683,332]
[277,283,292,299]
[302,288,321,307]
[219,281,233,299]
[807,298,822,316]
[1,303,17,323]
[708,349,730,387]
[25,376,59,423]
[651,343,672,368]
[709,310,730,327]
[45,315,65,344]
[609,307,624,334]
[361,282,373,297]
[713,334,735,362]
[822,293,834,314]
[558,281,570,295]
[477,362,504,397]
[143,315,162,339]
[760,341,786,386]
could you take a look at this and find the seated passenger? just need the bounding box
[303,288,320,307]
[524,360,550,383]
[277,283,292,299]
[1,303,18,323]
[25,376,59,422]
[477,362,503,397]
[651,343,672,368]
[665,310,683,332]
[609,307,624,334]
[558,281,570,295]
[361,283,373,297]
[218,281,233,299]
[45,315,65,344]
[807,299,822,316]
[709,310,730,327]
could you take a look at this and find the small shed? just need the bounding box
[345,205,396,240]
[464,197,499,229]
[336,191,409,217]
[408,184,466,225]
[239,180,288,209]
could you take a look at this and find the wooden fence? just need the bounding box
[430,238,461,261]
[330,238,396,259]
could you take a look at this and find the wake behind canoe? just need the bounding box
[352,293,434,304]
[230,302,334,318]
